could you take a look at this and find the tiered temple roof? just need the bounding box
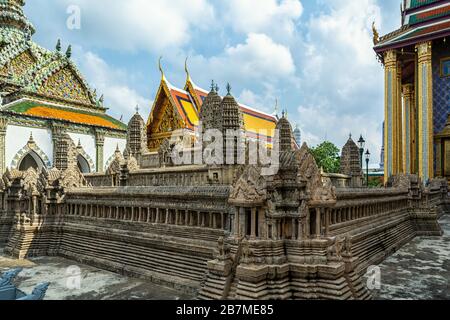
[0,0,126,133]
[147,71,278,149]
[374,0,450,52]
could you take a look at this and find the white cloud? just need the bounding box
[29,0,215,52]
[188,33,295,87]
[295,0,384,165]
[222,0,303,39]
[74,50,150,122]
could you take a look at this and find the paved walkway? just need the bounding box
[372,214,450,300]
[0,254,194,300]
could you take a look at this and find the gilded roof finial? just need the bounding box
[226,83,231,96]
[66,45,72,58]
[210,80,216,93]
[185,57,191,81]
[135,104,140,114]
[28,132,34,145]
[215,84,220,93]
[158,56,165,81]
[372,21,379,45]
[56,39,61,52]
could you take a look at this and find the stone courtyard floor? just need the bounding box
[0,253,194,300]
[1,215,449,300]
[371,214,450,300]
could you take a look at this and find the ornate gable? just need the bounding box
[36,66,91,105]
[147,81,185,150]
[9,49,37,79]
[296,143,336,203]
[229,165,267,206]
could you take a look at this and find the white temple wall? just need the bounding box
[5,125,53,169]
[67,132,96,171]
[104,137,127,171]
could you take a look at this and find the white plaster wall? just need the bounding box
[5,125,53,169]
[104,137,127,171]
[67,132,96,171]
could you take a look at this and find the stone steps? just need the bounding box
[59,233,209,281]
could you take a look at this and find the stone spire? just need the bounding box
[276,112,294,152]
[0,0,35,41]
[221,87,244,133]
[126,107,148,159]
[220,85,244,165]
[199,82,223,132]
[340,134,363,187]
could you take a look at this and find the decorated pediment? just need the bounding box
[295,143,336,203]
[147,82,185,150]
[36,66,91,105]
[9,49,37,79]
[229,165,267,205]
[148,87,183,134]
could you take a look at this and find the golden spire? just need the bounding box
[185,57,191,82]
[372,21,379,45]
[158,56,166,81]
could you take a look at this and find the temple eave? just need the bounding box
[375,27,450,53]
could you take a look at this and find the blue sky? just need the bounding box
[24,0,401,165]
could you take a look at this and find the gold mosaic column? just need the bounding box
[402,84,414,174]
[384,50,398,180]
[396,62,403,173]
[416,41,434,182]
[0,117,8,174]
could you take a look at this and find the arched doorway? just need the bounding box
[77,154,91,173]
[18,151,46,171]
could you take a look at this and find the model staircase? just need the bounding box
[227,277,239,300]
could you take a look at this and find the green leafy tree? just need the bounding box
[309,141,341,173]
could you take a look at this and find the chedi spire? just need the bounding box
[0,0,35,41]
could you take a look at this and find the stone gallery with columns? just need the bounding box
[0,0,127,175]
[373,0,450,183]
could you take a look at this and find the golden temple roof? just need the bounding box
[148,75,278,144]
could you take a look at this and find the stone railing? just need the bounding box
[63,185,232,233]
[84,165,213,187]
[328,188,410,236]
[126,166,211,187]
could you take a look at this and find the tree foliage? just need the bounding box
[309,141,341,173]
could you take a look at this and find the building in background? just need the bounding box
[0,0,127,174]
[146,64,278,152]
[374,0,450,183]
[294,124,301,147]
